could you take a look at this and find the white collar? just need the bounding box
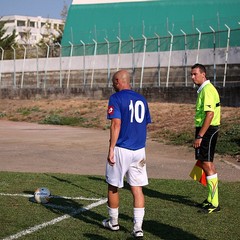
[197,80,210,93]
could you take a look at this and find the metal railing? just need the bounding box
[0,27,240,89]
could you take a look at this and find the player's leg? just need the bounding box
[102,184,120,230]
[201,161,216,176]
[103,147,126,231]
[198,127,220,213]
[131,186,145,237]
[127,148,148,237]
[131,186,145,208]
[108,184,119,208]
[202,161,219,206]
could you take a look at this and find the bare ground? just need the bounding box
[0,98,239,181]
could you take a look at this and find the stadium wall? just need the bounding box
[0,85,239,107]
[1,47,240,72]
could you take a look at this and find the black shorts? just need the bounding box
[195,126,219,162]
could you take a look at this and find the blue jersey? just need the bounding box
[107,89,151,150]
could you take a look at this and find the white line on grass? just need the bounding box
[2,198,107,240]
[53,195,104,201]
[0,193,33,198]
[0,193,103,201]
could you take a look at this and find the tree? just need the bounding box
[38,20,61,46]
[0,21,17,49]
[37,20,63,57]
[60,0,69,21]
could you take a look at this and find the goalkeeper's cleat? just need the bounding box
[102,219,119,231]
[198,204,221,214]
[196,199,212,209]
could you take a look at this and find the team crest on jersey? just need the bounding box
[108,106,114,115]
[206,104,212,109]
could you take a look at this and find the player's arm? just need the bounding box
[193,111,214,148]
[108,118,121,165]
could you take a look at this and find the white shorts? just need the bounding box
[105,146,148,188]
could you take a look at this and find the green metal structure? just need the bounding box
[61,0,240,55]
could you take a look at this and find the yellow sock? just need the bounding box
[207,174,219,207]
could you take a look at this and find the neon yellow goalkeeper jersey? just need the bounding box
[195,81,221,127]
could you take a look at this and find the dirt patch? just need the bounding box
[0,120,239,182]
[0,98,239,164]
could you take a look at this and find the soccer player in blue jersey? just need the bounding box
[102,70,151,238]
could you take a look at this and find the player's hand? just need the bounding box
[193,138,202,148]
[107,148,115,166]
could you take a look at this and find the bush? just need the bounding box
[216,124,240,155]
[41,114,86,126]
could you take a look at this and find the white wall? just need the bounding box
[0,47,240,73]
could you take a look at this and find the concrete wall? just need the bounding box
[1,47,240,73]
[0,85,239,107]
[0,48,239,106]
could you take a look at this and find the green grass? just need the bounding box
[216,123,240,155]
[40,114,87,126]
[0,172,239,240]
[17,106,41,116]
[153,122,240,156]
[40,114,103,128]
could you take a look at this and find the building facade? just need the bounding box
[0,15,64,45]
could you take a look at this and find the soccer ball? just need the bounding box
[34,187,51,204]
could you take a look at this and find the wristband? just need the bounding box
[196,134,203,139]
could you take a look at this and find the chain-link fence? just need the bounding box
[0,28,240,89]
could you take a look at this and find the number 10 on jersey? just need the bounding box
[129,100,145,123]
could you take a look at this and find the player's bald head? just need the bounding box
[112,70,131,91]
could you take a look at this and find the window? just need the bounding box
[6,20,15,24]
[59,24,64,32]
[17,20,25,27]
[29,21,35,27]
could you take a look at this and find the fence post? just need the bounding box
[0,47,4,86]
[209,26,216,85]
[21,45,27,88]
[167,31,173,88]
[104,38,111,87]
[34,45,39,88]
[155,33,161,87]
[130,36,135,87]
[196,28,201,63]
[44,43,50,89]
[223,24,231,87]
[140,35,147,89]
[117,36,122,71]
[91,39,97,89]
[181,29,188,87]
[80,40,86,86]
[67,41,73,89]
[11,45,16,88]
[56,43,62,88]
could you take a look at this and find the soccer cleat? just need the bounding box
[102,219,119,231]
[196,199,212,209]
[132,229,144,238]
[199,204,221,214]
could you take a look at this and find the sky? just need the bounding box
[0,0,73,19]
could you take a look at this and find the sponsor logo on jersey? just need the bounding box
[108,106,114,115]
